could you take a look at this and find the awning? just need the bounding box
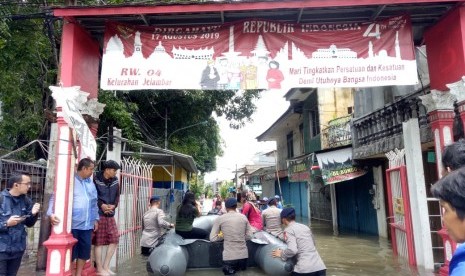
[315,146,366,185]
[119,137,198,174]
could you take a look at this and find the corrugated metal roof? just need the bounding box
[119,137,198,173]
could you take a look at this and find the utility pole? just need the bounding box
[164,107,168,149]
[274,150,284,205]
[235,164,238,189]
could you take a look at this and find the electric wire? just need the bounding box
[121,93,161,146]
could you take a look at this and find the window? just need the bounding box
[309,110,320,137]
[348,106,353,114]
[287,131,294,158]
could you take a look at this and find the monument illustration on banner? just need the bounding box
[172,46,214,60]
[148,41,171,60]
[221,26,242,60]
[105,29,401,61]
[312,45,358,59]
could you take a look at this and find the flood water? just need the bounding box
[18,218,436,276]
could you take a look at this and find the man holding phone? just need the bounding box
[0,172,40,275]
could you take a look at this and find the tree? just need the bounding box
[97,89,261,173]
[0,2,57,160]
[188,173,205,199]
[0,1,263,172]
[219,181,234,200]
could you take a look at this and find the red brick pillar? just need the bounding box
[43,106,77,276]
[420,90,457,275]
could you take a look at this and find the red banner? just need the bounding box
[101,15,417,90]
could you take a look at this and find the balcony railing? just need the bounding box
[352,89,432,159]
[321,115,352,149]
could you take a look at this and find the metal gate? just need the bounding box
[309,180,332,221]
[385,149,416,266]
[115,157,153,266]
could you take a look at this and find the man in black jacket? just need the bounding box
[93,160,120,276]
[0,172,40,275]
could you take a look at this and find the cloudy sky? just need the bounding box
[204,91,289,183]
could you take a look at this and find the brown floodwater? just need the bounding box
[18,219,435,276]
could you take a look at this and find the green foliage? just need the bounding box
[219,181,234,200]
[218,90,261,129]
[188,174,205,198]
[75,0,204,5]
[97,90,142,141]
[104,90,260,173]
[0,4,57,159]
[0,0,262,168]
[204,184,213,198]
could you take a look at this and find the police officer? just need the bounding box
[140,195,174,256]
[272,207,326,276]
[210,197,253,275]
[262,197,283,238]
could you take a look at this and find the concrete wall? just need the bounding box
[318,88,354,126]
[153,166,188,183]
[276,137,288,171]
[261,178,276,199]
[373,166,388,238]
[353,47,429,119]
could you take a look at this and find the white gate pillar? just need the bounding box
[403,118,434,270]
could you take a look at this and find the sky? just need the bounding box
[204,91,289,183]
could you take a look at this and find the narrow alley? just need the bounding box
[17,198,435,276]
[114,220,434,276]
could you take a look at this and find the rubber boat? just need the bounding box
[147,215,294,275]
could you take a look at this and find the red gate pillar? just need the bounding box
[43,106,77,276]
[419,90,456,275]
[46,19,101,276]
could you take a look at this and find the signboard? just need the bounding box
[394,197,405,215]
[101,15,417,91]
[288,154,313,182]
[316,147,366,185]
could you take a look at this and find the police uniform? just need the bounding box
[261,205,283,238]
[140,207,171,255]
[140,196,172,256]
[210,199,253,275]
[281,221,326,275]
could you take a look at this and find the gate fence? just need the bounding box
[115,157,184,268]
[116,157,154,266]
[385,149,416,266]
